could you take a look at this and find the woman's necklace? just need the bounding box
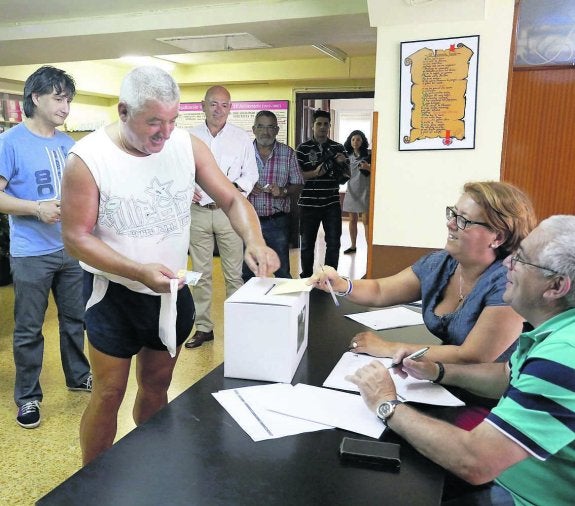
[458,265,475,303]
[458,269,466,302]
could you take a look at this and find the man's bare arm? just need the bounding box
[191,135,279,276]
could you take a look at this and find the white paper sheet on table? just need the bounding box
[268,278,313,295]
[323,352,465,407]
[345,306,424,330]
[212,383,333,442]
[263,383,386,439]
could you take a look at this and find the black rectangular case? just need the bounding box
[339,437,401,472]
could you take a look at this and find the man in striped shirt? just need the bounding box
[243,110,303,281]
[348,215,575,505]
[296,109,349,278]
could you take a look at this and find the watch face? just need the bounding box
[377,401,399,420]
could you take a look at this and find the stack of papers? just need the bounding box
[213,352,463,443]
[264,383,385,439]
[213,384,332,442]
[323,352,464,406]
[345,307,424,330]
[213,382,385,442]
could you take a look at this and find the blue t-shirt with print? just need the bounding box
[412,250,516,362]
[0,123,74,257]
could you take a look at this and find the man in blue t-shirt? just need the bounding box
[349,215,575,506]
[0,66,91,430]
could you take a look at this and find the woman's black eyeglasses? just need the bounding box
[446,206,491,231]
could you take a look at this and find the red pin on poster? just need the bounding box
[443,130,452,145]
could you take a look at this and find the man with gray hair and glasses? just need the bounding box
[242,110,303,281]
[349,215,575,505]
[61,66,278,465]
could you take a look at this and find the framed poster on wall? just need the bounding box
[177,100,289,144]
[399,35,479,151]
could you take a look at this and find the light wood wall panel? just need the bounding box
[502,68,575,219]
[370,245,437,278]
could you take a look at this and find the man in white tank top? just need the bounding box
[61,66,279,465]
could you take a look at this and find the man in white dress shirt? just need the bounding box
[185,86,259,349]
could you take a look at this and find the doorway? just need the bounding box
[295,91,374,147]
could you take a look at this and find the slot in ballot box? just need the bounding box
[224,277,309,383]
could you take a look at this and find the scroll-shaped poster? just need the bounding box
[399,36,479,151]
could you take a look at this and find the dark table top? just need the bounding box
[38,291,445,506]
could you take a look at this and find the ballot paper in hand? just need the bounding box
[345,307,424,330]
[263,383,386,439]
[212,384,332,442]
[177,269,202,286]
[323,352,464,407]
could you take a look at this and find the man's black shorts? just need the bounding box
[83,272,195,358]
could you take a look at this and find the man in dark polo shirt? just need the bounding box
[296,109,349,278]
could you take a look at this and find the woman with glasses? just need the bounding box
[342,130,371,254]
[311,181,536,366]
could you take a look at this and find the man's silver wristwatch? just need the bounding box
[376,400,402,424]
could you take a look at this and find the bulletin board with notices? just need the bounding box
[177,100,289,144]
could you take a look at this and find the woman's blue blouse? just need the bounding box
[412,250,517,362]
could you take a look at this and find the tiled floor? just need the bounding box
[0,220,365,505]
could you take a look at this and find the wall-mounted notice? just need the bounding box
[177,100,289,144]
[399,35,479,151]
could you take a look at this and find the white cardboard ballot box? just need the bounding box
[224,277,309,383]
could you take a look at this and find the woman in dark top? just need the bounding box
[311,181,537,365]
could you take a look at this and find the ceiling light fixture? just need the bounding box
[311,44,348,63]
[157,33,271,53]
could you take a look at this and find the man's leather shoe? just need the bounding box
[184,330,214,349]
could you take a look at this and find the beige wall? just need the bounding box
[179,78,374,147]
[0,57,375,146]
[367,0,515,249]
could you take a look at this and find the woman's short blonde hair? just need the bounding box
[463,181,537,257]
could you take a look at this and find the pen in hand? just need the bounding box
[321,266,340,307]
[388,346,430,369]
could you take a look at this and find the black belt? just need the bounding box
[258,212,287,222]
[194,202,219,210]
